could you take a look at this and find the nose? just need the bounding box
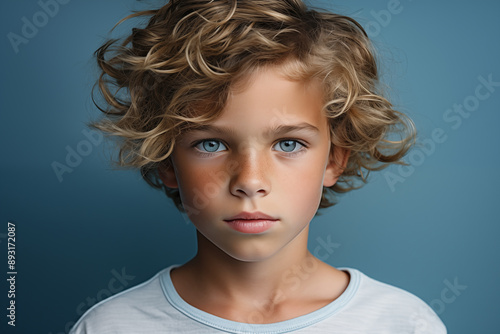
[229,152,271,198]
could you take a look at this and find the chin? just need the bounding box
[219,242,282,263]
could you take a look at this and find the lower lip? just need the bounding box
[225,220,277,234]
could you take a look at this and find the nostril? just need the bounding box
[229,159,270,197]
[232,185,268,198]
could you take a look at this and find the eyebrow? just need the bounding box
[265,123,320,137]
[185,122,320,138]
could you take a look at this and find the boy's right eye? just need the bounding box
[194,139,228,153]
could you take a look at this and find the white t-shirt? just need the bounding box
[70,264,446,333]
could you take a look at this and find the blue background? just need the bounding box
[1,0,499,333]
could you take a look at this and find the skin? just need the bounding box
[159,66,351,324]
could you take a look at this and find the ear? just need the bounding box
[323,146,350,187]
[158,159,179,189]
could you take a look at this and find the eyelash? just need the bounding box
[192,139,228,157]
[274,139,307,157]
[191,138,308,157]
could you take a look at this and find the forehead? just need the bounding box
[215,66,327,130]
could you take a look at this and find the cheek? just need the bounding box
[280,161,326,209]
[175,164,227,216]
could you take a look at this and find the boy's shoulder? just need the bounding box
[69,267,174,334]
[340,267,446,333]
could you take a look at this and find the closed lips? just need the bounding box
[224,211,278,221]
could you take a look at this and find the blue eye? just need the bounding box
[195,140,227,153]
[274,140,304,153]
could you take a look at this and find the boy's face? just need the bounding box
[160,66,347,262]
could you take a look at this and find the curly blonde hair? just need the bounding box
[92,0,415,211]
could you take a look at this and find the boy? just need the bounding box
[71,0,446,332]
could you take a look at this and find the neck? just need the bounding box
[182,227,322,309]
[170,226,351,324]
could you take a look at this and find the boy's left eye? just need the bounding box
[273,140,304,153]
[195,140,227,153]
